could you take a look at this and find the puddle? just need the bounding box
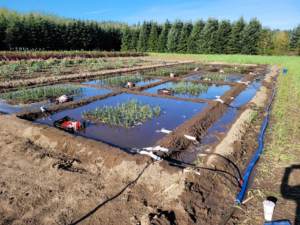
[0,85,113,114]
[35,93,208,150]
[185,73,245,82]
[143,81,231,100]
[84,76,162,88]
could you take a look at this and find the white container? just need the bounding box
[263,200,275,221]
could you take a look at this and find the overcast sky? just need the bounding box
[1,0,299,30]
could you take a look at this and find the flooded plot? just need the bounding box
[232,77,263,107]
[0,85,113,114]
[209,68,253,74]
[182,73,266,164]
[143,81,232,100]
[84,75,162,88]
[142,69,188,77]
[35,93,208,150]
[185,73,245,82]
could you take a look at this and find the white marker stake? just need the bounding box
[161,129,172,134]
[184,135,196,141]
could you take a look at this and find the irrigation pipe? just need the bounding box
[219,77,277,225]
[236,77,277,204]
[136,147,242,190]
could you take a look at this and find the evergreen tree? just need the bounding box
[121,24,132,51]
[177,21,193,53]
[290,24,300,49]
[148,22,159,52]
[227,17,246,54]
[156,19,171,52]
[166,19,183,53]
[215,20,231,54]
[137,21,150,52]
[130,28,140,51]
[241,18,262,55]
[187,20,205,54]
[198,18,219,54]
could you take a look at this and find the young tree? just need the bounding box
[177,21,193,53]
[241,18,262,55]
[156,19,171,52]
[215,20,231,54]
[227,17,246,54]
[148,22,159,52]
[274,30,290,55]
[166,19,183,53]
[121,24,132,51]
[198,18,219,54]
[187,19,205,54]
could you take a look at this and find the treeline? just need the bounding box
[123,19,300,55]
[0,8,122,51]
[1,8,300,55]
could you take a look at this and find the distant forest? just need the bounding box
[1,8,300,55]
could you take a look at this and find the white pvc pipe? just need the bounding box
[139,151,163,161]
[184,135,196,141]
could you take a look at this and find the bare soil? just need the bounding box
[0,57,275,225]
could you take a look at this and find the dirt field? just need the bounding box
[0,56,279,224]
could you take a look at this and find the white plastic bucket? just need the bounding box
[263,200,275,221]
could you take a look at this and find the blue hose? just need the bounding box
[236,77,277,204]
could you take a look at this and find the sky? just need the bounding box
[1,0,300,30]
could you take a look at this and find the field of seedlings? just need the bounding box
[0,52,282,225]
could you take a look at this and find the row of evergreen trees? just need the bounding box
[122,19,300,55]
[1,7,300,55]
[0,8,122,51]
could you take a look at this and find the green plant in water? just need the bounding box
[0,85,83,103]
[96,76,144,87]
[81,98,163,127]
[144,69,186,76]
[167,81,210,97]
[200,74,228,81]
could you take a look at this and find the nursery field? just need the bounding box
[1,52,297,224]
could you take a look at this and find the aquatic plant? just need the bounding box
[144,69,186,76]
[0,85,83,103]
[167,81,210,97]
[95,76,155,87]
[81,98,163,127]
[200,74,228,81]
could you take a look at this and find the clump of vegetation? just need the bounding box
[144,69,186,76]
[200,74,228,81]
[0,85,83,104]
[95,76,156,87]
[172,65,199,70]
[81,98,163,127]
[167,81,210,96]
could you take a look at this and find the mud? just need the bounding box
[0,59,274,224]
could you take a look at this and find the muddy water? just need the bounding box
[143,81,232,100]
[184,73,245,82]
[0,85,113,114]
[35,93,208,150]
[182,76,264,164]
[84,76,162,88]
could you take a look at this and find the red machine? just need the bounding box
[157,88,174,96]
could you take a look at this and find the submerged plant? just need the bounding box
[81,98,163,127]
[95,76,154,87]
[200,74,228,81]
